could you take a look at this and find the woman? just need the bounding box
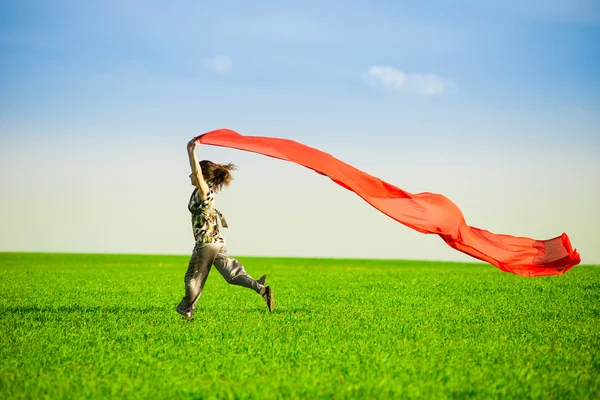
[176,138,274,320]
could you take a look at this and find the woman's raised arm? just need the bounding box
[187,139,210,199]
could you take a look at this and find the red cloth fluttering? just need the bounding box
[196,129,581,277]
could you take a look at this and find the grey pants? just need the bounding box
[176,242,264,314]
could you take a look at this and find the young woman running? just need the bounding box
[176,138,274,320]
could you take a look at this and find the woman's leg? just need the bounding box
[213,245,265,293]
[176,242,221,318]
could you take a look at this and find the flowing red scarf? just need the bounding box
[196,129,580,277]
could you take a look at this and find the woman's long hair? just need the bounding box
[199,160,237,192]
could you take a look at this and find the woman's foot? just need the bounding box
[257,274,266,286]
[175,306,193,321]
[262,286,274,312]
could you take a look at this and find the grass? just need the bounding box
[0,252,599,399]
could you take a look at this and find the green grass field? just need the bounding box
[0,253,598,399]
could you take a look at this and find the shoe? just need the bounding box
[262,286,274,313]
[176,307,193,321]
[257,274,267,286]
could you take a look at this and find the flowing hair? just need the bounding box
[199,160,237,192]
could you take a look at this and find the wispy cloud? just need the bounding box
[364,66,456,96]
[203,56,233,74]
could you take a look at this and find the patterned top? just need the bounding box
[188,186,226,244]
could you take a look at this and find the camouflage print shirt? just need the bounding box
[188,186,226,245]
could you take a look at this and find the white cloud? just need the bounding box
[409,74,449,96]
[204,55,233,74]
[364,66,455,96]
[364,66,407,89]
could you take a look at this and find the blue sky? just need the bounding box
[1,0,599,263]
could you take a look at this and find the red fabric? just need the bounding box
[196,129,581,277]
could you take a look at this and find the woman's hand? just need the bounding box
[187,138,200,153]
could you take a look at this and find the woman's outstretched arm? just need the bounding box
[187,138,210,199]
